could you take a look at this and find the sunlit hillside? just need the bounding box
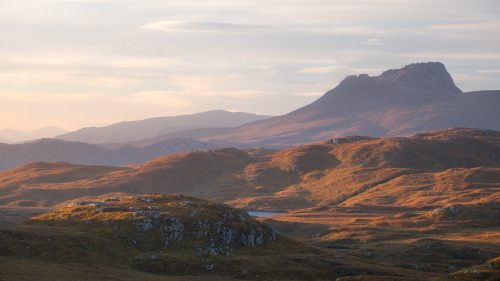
[0,128,499,277]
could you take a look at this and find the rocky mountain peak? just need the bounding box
[377,62,462,93]
[336,62,462,94]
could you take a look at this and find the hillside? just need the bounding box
[56,110,271,144]
[0,194,417,280]
[0,128,499,277]
[2,128,498,210]
[189,62,500,147]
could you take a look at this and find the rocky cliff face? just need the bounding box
[331,62,462,95]
[376,62,463,93]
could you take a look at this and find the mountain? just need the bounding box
[56,110,271,144]
[0,137,219,171]
[186,62,499,147]
[51,62,500,150]
[0,126,68,143]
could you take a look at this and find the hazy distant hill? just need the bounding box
[0,137,219,171]
[56,110,271,144]
[0,126,68,143]
[190,62,500,147]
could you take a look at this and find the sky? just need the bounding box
[1,0,499,132]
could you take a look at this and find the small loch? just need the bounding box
[247,211,286,217]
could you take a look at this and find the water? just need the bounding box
[247,211,286,217]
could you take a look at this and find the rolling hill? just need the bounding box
[2,128,498,210]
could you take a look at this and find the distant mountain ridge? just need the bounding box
[0,126,68,143]
[0,137,219,171]
[56,110,271,144]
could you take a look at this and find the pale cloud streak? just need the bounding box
[454,74,488,81]
[403,52,500,60]
[143,21,273,33]
[0,92,98,104]
[125,91,192,109]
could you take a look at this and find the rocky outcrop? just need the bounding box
[28,195,280,255]
[336,62,462,94]
[377,62,463,94]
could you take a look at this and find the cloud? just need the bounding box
[297,66,335,74]
[476,69,500,73]
[142,21,273,33]
[292,92,324,97]
[363,38,382,45]
[46,0,109,2]
[402,52,500,60]
[428,20,500,33]
[0,92,98,104]
[454,74,487,81]
[0,70,78,86]
[125,91,191,109]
